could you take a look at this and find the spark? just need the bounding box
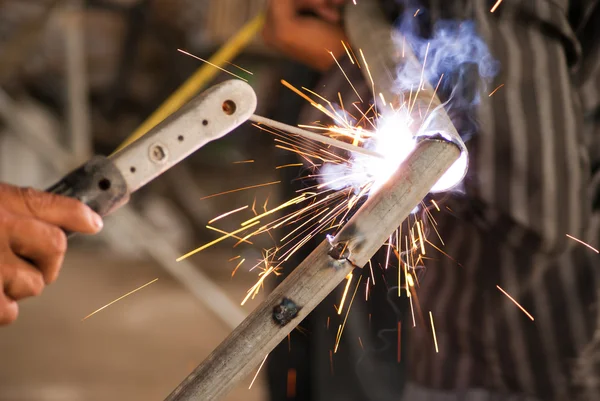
[496,285,535,321]
[241,261,281,305]
[82,278,158,321]
[426,74,444,116]
[206,225,253,244]
[385,234,393,269]
[335,276,362,353]
[287,368,297,398]
[359,49,374,88]
[417,221,426,254]
[379,92,387,106]
[200,181,280,200]
[358,337,364,349]
[405,260,410,297]
[177,49,248,82]
[342,41,355,64]
[490,0,503,12]
[276,163,303,169]
[566,234,599,253]
[337,273,354,314]
[488,83,505,96]
[330,350,334,375]
[232,258,245,277]
[177,221,260,261]
[223,60,254,75]
[431,199,440,211]
[249,354,268,389]
[429,311,439,352]
[208,205,248,224]
[243,194,307,227]
[414,9,421,17]
[233,159,254,164]
[368,259,375,284]
[228,255,241,262]
[409,291,416,327]
[366,277,370,300]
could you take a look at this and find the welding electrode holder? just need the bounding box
[43,79,258,236]
[46,156,130,220]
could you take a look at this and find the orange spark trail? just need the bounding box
[397,321,402,362]
[429,311,439,353]
[200,181,280,200]
[342,41,355,64]
[178,221,260,261]
[335,276,363,353]
[566,234,599,253]
[233,159,254,164]
[330,350,334,375]
[249,354,268,389]
[208,205,249,224]
[206,225,253,244]
[223,60,254,75]
[329,51,363,102]
[287,368,297,398]
[426,74,444,115]
[337,273,354,315]
[232,258,245,277]
[490,0,503,12]
[82,278,158,321]
[177,49,248,82]
[276,163,303,169]
[496,285,535,321]
[488,83,505,97]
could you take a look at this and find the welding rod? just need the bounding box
[249,114,384,159]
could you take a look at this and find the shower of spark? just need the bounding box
[175,14,497,358]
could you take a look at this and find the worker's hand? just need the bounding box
[0,184,103,325]
[263,0,348,72]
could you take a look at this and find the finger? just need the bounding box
[3,256,45,300]
[314,5,341,23]
[0,291,18,325]
[9,217,67,284]
[0,185,103,234]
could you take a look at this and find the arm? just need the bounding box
[0,183,103,325]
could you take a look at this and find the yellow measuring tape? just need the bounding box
[113,13,265,153]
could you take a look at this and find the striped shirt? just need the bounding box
[279,1,600,400]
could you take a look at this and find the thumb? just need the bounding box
[0,185,103,234]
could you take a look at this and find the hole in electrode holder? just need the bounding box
[202,119,209,126]
[150,144,167,163]
[178,135,184,142]
[98,179,111,191]
[130,166,136,173]
[222,100,236,115]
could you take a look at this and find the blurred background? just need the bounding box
[0,0,319,399]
